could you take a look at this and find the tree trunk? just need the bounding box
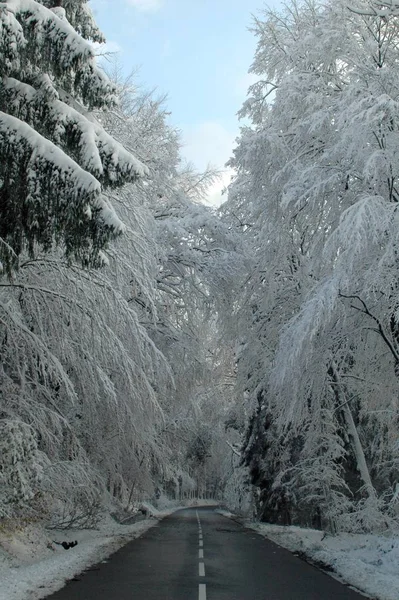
[329,362,375,496]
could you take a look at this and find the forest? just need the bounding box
[1,0,399,538]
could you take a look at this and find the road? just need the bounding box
[46,506,365,600]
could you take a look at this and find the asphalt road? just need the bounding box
[46,506,365,600]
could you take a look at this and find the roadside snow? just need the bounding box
[0,511,166,600]
[0,501,216,600]
[235,518,399,600]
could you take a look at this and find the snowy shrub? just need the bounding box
[42,461,104,530]
[347,493,397,534]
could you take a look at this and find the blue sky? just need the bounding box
[91,0,281,203]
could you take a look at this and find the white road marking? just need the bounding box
[197,512,206,597]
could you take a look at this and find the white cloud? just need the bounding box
[181,121,237,207]
[205,168,235,208]
[181,121,237,172]
[126,0,162,11]
[235,72,259,98]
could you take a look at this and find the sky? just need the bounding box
[91,0,281,205]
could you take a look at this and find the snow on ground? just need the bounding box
[0,508,169,600]
[219,510,399,600]
[0,500,218,600]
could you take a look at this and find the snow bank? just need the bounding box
[0,513,160,600]
[0,501,212,600]
[246,521,399,600]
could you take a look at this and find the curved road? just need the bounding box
[46,506,365,599]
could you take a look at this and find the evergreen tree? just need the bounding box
[0,0,145,273]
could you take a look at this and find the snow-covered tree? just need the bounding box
[0,51,242,522]
[98,69,244,501]
[0,4,156,522]
[222,0,399,530]
[0,0,145,273]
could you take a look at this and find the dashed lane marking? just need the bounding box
[197,511,206,599]
[199,583,207,600]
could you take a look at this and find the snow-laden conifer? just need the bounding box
[0,0,146,273]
